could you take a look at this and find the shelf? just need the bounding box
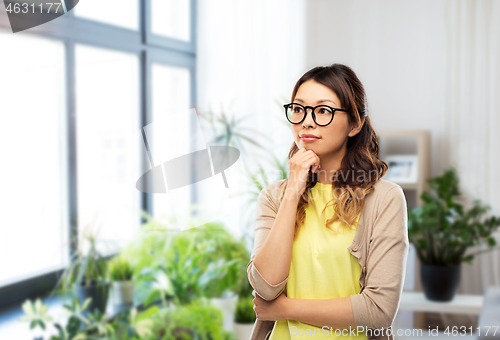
[399,291,484,315]
[377,130,430,207]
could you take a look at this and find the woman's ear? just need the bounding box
[348,116,365,137]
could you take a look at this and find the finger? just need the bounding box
[306,152,321,167]
[303,154,320,169]
[311,165,318,173]
[312,158,321,172]
[291,150,310,164]
[294,148,314,160]
[294,152,317,167]
[306,154,321,170]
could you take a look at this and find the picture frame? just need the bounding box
[384,154,419,184]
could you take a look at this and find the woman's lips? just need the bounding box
[300,136,320,142]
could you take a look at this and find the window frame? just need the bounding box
[0,0,197,311]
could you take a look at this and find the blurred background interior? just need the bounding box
[0,0,499,339]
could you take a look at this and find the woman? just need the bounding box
[247,64,409,340]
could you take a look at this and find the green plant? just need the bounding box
[157,298,237,340]
[170,223,250,300]
[20,215,242,340]
[128,220,251,305]
[55,217,109,295]
[408,167,500,265]
[193,224,250,298]
[136,266,174,309]
[19,296,176,340]
[109,255,134,282]
[119,211,173,276]
[19,297,115,340]
[234,296,256,324]
[141,234,210,306]
[196,104,265,155]
[117,212,184,307]
[112,305,156,339]
[237,279,253,299]
[19,298,53,334]
[116,211,252,309]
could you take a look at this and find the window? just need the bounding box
[75,45,141,255]
[151,0,190,41]
[0,33,67,286]
[74,0,139,30]
[145,0,195,53]
[0,0,196,307]
[149,64,192,224]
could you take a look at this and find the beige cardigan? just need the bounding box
[247,178,409,340]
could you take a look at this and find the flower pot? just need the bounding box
[73,279,110,314]
[111,281,134,306]
[233,322,255,340]
[210,295,237,332]
[420,262,461,301]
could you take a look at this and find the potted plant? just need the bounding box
[19,296,161,340]
[193,224,250,332]
[108,254,135,306]
[233,296,256,340]
[146,222,251,332]
[156,298,237,340]
[56,216,111,314]
[117,213,253,333]
[408,168,500,301]
[233,280,256,340]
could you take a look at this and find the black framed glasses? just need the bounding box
[283,103,347,126]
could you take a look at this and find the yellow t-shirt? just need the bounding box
[269,181,368,340]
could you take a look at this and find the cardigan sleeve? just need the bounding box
[246,185,288,301]
[350,186,409,329]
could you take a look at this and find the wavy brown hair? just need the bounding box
[285,64,388,237]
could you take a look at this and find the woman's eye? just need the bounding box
[293,107,303,113]
[318,108,332,115]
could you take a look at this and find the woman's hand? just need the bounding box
[252,290,290,321]
[286,147,320,199]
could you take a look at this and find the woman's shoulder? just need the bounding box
[259,178,288,202]
[366,178,406,210]
[372,178,402,193]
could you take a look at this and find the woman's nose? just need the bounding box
[303,108,316,127]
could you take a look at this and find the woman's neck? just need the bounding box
[316,158,341,184]
[316,147,346,184]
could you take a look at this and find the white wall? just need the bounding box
[305,0,448,178]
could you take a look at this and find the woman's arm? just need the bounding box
[247,184,300,300]
[349,185,409,329]
[288,297,356,329]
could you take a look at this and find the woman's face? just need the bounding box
[291,79,359,157]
